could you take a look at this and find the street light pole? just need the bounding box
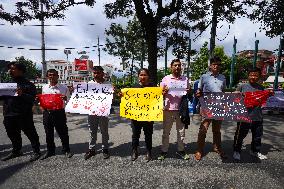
[40,0,46,78]
[274,36,284,90]
[187,28,191,78]
[253,38,259,69]
[230,36,237,89]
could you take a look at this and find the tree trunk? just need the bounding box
[209,1,218,60]
[145,25,158,85]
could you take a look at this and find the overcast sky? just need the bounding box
[0,0,280,69]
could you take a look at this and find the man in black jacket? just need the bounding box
[1,62,41,162]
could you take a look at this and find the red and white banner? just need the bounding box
[74,59,88,71]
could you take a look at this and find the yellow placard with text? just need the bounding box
[120,87,163,121]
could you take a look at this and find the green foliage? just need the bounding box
[15,56,40,80]
[157,69,172,85]
[191,42,209,81]
[104,16,147,69]
[261,82,271,88]
[246,0,284,37]
[191,42,251,87]
[0,1,95,24]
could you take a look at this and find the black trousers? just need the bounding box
[4,113,40,153]
[131,120,153,152]
[233,121,263,153]
[43,109,70,153]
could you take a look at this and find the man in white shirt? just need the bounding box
[84,66,111,160]
[40,69,73,160]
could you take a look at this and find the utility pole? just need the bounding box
[253,33,259,68]
[187,28,191,78]
[93,36,103,66]
[98,37,101,66]
[40,0,46,78]
[164,38,168,76]
[230,36,237,89]
[274,37,284,90]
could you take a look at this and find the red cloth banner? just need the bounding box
[74,59,88,71]
[244,90,271,108]
[38,94,64,110]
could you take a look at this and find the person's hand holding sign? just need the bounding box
[16,88,23,96]
[162,85,169,96]
[195,89,202,97]
[61,95,67,101]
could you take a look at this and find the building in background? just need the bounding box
[238,49,283,76]
[46,58,93,84]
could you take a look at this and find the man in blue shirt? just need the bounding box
[195,56,227,161]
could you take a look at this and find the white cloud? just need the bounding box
[0,1,281,70]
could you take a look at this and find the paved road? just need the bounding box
[0,107,283,189]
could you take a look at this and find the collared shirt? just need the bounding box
[198,72,226,92]
[42,83,69,97]
[160,74,189,111]
[88,79,111,85]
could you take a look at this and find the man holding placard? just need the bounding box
[195,56,227,161]
[1,62,41,162]
[39,69,73,160]
[158,59,190,160]
[84,66,111,160]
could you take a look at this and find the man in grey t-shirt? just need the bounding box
[233,67,271,161]
[195,56,227,161]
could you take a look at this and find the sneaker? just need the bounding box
[250,151,267,160]
[176,151,190,160]
[64,151,73,158]
[84,149,96,160]
[157,152,167,161]
[29,152,41,162]
[102,149,110,159]
[233,151,241,161]
[1,151,23,161]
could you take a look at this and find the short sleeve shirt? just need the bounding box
[238,83,264,121]
[198,72,226,92]
[160,74,189,111]
[42,83,69,97]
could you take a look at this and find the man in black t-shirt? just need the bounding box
[1,62,41,162]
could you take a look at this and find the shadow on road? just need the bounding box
[0,161,29,185]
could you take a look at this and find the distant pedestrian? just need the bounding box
[1,62,41,162]
[40,69,73,160]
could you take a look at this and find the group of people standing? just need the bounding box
[1,57,268,163]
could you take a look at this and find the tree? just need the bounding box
[205,0,245,57]
[104,16,147,70]
[104,0,206,84]
[0,57,40,82]
[191,42,251,86]
[0,1,95,24]
[0,0,96,77]
[246,0,284,37]
[15,56,41,80]
[191,42,209,81]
